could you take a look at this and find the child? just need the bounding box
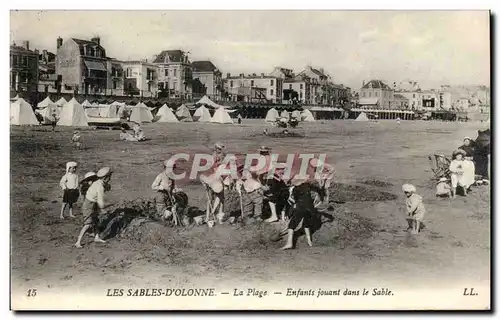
[75,167,112,248]
[80,171,97,198]
[151,160,176,221]
[59,162,80,219]
[436,177,452,198]
[282,175,325,250]
[309,158,335,206]
[402,184,426,235]
[51,112,58,132]
[71,130,82,149]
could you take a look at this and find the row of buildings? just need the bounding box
[10,36,350,106]
[10,36,489,111]
[357,79,491,111]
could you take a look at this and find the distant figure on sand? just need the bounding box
[71,130,82,149]
[120,128,138,142]
[51,112,58,131]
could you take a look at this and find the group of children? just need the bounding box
[119,123,146,142]
[59,162,113,248]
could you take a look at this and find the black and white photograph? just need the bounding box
[9,10,491,310]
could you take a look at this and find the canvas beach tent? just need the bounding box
[210,107,234,124]
[156,104,179,123]
[193,105,211,122]
[36,96,53,109]
[55,97,68,107]
[129,102,154,123]
[265,108,279,122]
[10,98,39,126]
[301,109,316,122]
[38,103,60,124]
[355,112,369,122]
[280,110,290,119]
[175,104,193,122]
[57,98,89,126]
[197,95,223,109]
[81,99,93,108]
[291,110,302,119]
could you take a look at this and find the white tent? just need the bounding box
[58,98,89,126]
[193,105,212,122]
[210,107,234,124]
[280,110,290,119]
[175,104,193,122]
[130,102,154,123]
[156,105,179,123]
[301,109,316,122]
[55,97,68,107]
[111,101,126,106]
[355,112,369,122]
[81,99,93,108]
[197,95,224,109]
[36,96,53,109]
[291,110,302,119]
[265,108,279,122]
[10,98,39,126]
[38,103,60,124]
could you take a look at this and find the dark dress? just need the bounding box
[287,182,325,230]
[261,177,289,218]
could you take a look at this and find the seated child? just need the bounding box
[436,177,452,198]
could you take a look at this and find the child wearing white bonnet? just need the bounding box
[402,184,426,234]
[59,161,79,219]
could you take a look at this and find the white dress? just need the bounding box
[449,159,475,189]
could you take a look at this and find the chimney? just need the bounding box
[226,73,231,78]
[91,36,100,46]
[23,41,29,50]
[57,37,63,49]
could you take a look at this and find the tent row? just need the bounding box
[264,108,316,122]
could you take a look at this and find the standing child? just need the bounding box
[75,167,112,248]
[435,177,452,198]
[402,184,426,234]
[59,162,80,219]
[71,130,82,149]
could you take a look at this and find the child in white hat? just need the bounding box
[59,162,79,219]
[435,177,451,198]
[75,167,112,248]
[402,184,425,234]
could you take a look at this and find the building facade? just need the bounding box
[395,80,421,110]
[359,79,394,109]
[283,76,312,104]
[191,60,222,101]
[121,61,158,98]
[10,41,39,94]
[223,72,283,103]
[55,36,110,95]
[153,50,193,100]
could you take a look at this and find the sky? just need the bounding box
[10,10,490,90]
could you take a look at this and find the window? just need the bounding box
[165,69,168,77]
[148,82,152,92]
[173,82,178,90]
[289,84,292,89]
[230,80,233,88]
[270,89,274,95]
[300,92,303,99]
[369,92,372,98]
[375,91,378,97]
[159,82,164,90]
[12,55,18,66]
[300,84,303,89]
[170,81,174,90]
[113,81,117,89]
[251,80,254,87]
[270,79,274,86]
[174,69,177,77]
[126,68,132,78]
[413,93,416,98]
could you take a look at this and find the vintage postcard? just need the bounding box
[9,10,491,310]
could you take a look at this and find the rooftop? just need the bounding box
[153,50,188,64]
[361,79,392,90]
[192,60,218,72]
[10,44,37,56]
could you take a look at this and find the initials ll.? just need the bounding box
[463,288,478,296]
